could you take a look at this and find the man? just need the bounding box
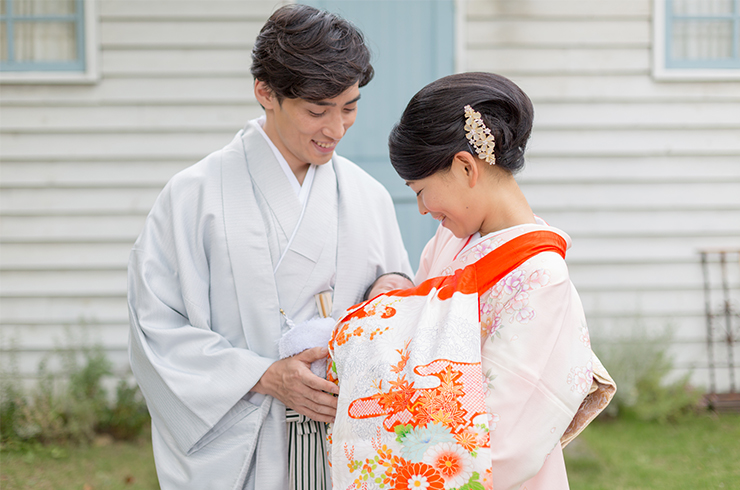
[127,5,411,489]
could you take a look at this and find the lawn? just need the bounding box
[1,413,738,489]
[0,434,158,490]
[565,413,740,490]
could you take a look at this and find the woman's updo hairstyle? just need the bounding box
[389,72,534,181]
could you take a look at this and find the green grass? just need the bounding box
[565,413,740,490]
[1,414,738,489]
[0,435,159,490]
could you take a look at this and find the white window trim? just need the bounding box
[653,0,740,81]
[0,0,99,84]
[454,0,465,74]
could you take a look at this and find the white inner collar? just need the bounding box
[251,116,316,205]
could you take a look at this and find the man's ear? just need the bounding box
[254,80,275,110]
[452,151,480,188]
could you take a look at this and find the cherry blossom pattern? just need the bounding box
[486,413,500,432]
[481,267,552,339]
[567,360,594,395]
[481,467,494,490]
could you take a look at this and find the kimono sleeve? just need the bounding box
[127,171,274,455]
[479,252,592,489]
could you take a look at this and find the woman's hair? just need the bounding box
[389,72,534,181]
[250,4,374,102]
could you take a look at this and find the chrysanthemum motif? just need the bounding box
[400,423,455,462]
[422,442,474,488]
[464,105,496,165]
[395,461,445,490]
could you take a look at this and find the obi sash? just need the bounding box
[327,231,566,490]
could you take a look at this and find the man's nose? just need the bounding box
[323,113,345,140]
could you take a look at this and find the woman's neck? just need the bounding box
[478,172,535,236]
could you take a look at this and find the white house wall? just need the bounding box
[465,0,740,391]
[2,0,739,392]
[0,0,286,381]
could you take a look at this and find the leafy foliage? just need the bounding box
[1,343,150,448]
[594,324,703,423]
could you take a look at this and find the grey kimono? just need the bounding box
[127,123,412,489]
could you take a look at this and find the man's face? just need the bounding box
[257,81,361,173]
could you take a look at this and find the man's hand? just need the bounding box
[253,347,339,423]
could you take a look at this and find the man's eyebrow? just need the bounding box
[313,94,362,107]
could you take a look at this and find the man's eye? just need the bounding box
[309,110,325,117]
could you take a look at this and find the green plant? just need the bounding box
[594,322,703,423]
[1,338,150,447]
[98,378,150,440]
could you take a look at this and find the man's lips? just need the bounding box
[313,140,337,152]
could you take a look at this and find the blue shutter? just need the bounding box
[308,0,455,270]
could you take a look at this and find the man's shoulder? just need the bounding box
[166,133,245,193]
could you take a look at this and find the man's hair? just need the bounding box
[251,4,374,102]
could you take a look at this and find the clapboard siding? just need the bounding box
[98,0,278,19]
[0,243,132,270]
[467,0,651,18]
[0,78,255,104]
[101,50,253,76]
[468,48,650,75]
[467,20,651,47]
[1,105,257,130]
[465,0,740,392]
[100,21,262,48]
[522,156,740,181]
[2,0,738,393]
[1,161,199,185]
[0,1,290,379]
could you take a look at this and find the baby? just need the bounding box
[278,272,415,377]
[362,271,415,301]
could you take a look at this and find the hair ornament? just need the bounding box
[464,104,496,165]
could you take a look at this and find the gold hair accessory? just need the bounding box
[464,104,496,165]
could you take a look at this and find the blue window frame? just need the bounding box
[665,0,740,69]
[0,0,86,72]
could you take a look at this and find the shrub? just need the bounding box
[594,324,703,423]
[1,342,149,447]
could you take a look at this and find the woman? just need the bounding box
[327,72,614,490]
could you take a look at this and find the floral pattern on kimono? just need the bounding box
[414,222,616,490]
[327,230,579,490]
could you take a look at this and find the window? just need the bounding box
[0,0,97,82]
[654,0,740,80]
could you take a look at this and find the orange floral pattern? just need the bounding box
[328,279,493,489]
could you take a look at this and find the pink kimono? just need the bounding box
[417,222,615,489]
[328,221,615,490]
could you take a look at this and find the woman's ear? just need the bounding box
[452,151,480,188]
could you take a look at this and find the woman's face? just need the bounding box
[405,168,478,239]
